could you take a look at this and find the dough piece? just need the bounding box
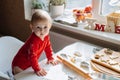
[95,54,100,59]
[74,52,82,57]
[70,57,76,63]
[60,53,68,59]
[100,57,109,63]
[108,60,118,65]
[109,55,119,60]
[80,61,89,68]
[104,48,113,55]
[95,54,104,59]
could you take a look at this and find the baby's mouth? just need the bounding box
[40,34,43,35]
[40,33,44,35]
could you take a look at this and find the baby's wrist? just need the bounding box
[48,57,54,61]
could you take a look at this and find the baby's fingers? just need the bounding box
[51,60,60,65]
[40,70,47,76]
[36,68,47,76]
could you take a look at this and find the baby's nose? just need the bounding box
[39,28,43,31]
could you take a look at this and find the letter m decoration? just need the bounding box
[115,26,120,34]
[95,23,105,31]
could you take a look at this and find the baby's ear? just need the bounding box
[30,24,33,30]
[30,24,34,32]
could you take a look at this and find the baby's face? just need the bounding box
[32,21,51,38]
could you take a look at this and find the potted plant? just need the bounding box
[49,0,66,18]
[31,0,45,14]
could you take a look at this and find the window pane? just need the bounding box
[101,0,120,15]
[66,0,91,9]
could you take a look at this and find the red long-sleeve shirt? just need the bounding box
[12,32,53,72]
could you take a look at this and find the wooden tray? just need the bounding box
[91,48,120,74]
[90,61,120,77]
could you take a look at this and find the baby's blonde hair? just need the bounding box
[31,10,52,28]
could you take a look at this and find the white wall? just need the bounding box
[50,31,79,52]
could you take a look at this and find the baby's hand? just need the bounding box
[35,68,47,76]
[47,59,59,65]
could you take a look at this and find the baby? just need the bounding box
[12,10,59,76]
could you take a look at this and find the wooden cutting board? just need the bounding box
[91,48,120,77]
[91,61,120,77]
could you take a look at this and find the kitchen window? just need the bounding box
[66,0,120,16]
[24,0,120,45]
[24,0,120,22]
[53,0,120,24]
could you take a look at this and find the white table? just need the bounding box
[14,42,119,80]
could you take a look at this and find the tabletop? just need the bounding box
[14,42,120,80]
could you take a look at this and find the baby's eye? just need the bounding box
[37,26,40,29]
[44,26,47,29]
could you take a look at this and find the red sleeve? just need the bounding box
[44,36,54,61]
[28,43,40,72]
